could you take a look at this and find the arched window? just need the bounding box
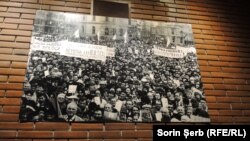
[172,36,175,43]
[82,26,84,33]
[120,28,123,36]
[105,27,109,35]
[92,26,95,34]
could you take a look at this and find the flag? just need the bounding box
[137,30,141,38]
[112,68,115,76]
[74,29,79,38]
[167,36,170,47]
[97,31,100,41]
[112,34,117,40]
[124,31,128,43]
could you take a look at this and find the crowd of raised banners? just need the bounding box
[31,38,196,62]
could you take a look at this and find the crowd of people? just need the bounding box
[20,27,210,123]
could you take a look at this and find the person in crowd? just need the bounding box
[103,103,118,121]
[60,102,84,122]
[171,106,186,122]
[160,107,171,122]
[91,108,104,122]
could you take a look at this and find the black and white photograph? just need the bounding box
[19,10,210,123]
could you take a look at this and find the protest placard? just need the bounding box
[61,42,107,62]
[107,47,115,57]
[68,85,77,93]
[30,38,62,53]
[153,46,184,58]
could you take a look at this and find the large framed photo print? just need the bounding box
[20,10,210,123]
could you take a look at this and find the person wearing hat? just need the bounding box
[141,104,153,122]
[65,92,79,103]
[191,90,203,110]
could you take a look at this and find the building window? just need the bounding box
[171,29,175,35]
[34,19,42,25]
[92,26,95,34]
[82,26,84,32]
[34,26,40,32]
[105,27,109,35]
[180,37,184,43]
[172,36,175,43]
[120,28,123,36]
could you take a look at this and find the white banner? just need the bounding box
[61,42,107,62]
[176,46,196,56]
[30,38,63,53]
[31,37,109,61]
[153,46,184,58]
[107,47,115,57]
